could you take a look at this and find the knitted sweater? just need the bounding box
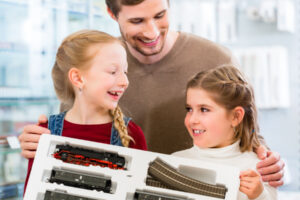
[120,32,237,153]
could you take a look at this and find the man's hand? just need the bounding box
[240,170,264,199]
[18,115,50,159]
[255,145,285,187]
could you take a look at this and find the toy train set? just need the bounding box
[24,134,240,200]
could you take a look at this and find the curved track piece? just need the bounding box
[134,190,191,200]
[148,157,227,199]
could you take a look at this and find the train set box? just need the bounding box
[24,134,240,200]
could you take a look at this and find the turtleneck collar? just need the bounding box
[192,140,242,159]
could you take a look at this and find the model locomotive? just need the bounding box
[53,144,126,169]
[49,169,112,193]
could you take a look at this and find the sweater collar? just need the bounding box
[192,140,242,158]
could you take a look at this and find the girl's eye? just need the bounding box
[201,107,209,112]
[185,107,192,112]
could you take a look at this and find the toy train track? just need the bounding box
[146,176,175,190]
[148,157,227,199]
[44,190,97,200]
[49,169,112,193]
[134,190,191,200]
[53,144,125,170]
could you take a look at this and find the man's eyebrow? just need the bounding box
[127,16,143,21]
[127,9,166,21]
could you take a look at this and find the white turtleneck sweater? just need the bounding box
[172,141,277,200]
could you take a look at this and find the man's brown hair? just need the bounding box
[105,0,145,17]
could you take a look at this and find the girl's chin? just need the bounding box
[194,141,212,149]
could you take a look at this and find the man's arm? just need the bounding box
[255,136,285,187]
[18,115,50,159]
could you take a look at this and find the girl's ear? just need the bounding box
[231,106,245,127]
[68,68,84,90]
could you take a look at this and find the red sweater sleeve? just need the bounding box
[23,122,48,195]
[128,121,147,150]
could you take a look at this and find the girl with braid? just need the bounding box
[24,30,147,192]
[173,66,277,200]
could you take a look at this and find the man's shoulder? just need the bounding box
[178,32,231,55]
[180,32,219,45]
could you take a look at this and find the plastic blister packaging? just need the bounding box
[25,134,240,200]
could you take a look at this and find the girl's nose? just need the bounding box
[189,112,200,124]
[119,73,129,88]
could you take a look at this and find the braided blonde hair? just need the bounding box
[52,30,133,147]
[186,65,260,152]
[110,106,134,147]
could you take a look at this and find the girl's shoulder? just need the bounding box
[238,151,260,170]
[128,121,147,150]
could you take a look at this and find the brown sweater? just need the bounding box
[119,32,238,154]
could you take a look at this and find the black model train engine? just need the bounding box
[53,144,125,170]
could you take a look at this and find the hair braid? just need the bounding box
[110,106,134,147]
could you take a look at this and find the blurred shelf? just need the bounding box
[0,97,58,106]
[0,148,21,155]
[0,182,24,200]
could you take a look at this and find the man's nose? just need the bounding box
[143,21,159,39]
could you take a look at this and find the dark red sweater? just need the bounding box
[24,119,147,192]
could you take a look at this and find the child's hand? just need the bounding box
[239,169,264,199]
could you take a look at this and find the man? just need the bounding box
[19,0,284,187]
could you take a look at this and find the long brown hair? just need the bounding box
[52,29,133,147]
[186,65,260,152]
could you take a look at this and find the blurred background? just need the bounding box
[0,0,299,199]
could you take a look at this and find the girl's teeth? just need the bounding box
[194,129,205,134]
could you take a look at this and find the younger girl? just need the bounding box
[173,66,277,200]
[24,30,147,191]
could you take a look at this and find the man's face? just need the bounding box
[116,0,170,56]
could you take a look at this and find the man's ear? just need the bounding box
[107,6,117,21]
[68,68,84,90]
[231,106,245,127]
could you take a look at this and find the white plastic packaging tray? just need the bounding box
[24,134,240,200]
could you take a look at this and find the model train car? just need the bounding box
[53,144,125,169]
[133,190,190,200]
[49,169,112,193]
[44,190,97,200]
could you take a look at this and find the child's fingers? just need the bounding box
[240,179,253,189]
[240,169,260,177]
[239,185,251,194]
[240,177,253,184]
